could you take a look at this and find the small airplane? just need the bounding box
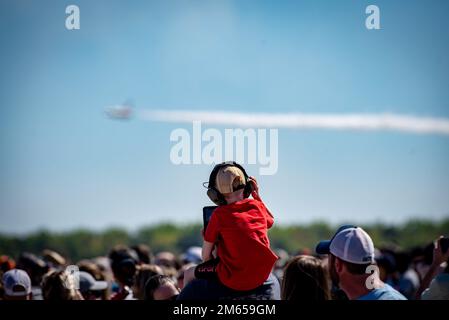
[104,100,133,120]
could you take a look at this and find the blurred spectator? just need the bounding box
[316,225,406,300]
[273,248,290,281]
[16,252,49,300]
[42,249,66,270]
[2,227,448,301]
[281,255,331,301]
[132,264,164,300]
[413,242,435,282]
[92,256,114,282]
[373,248,420,299]
[144,274,180,301]
[375,250,396,283]
[78,258,111,300]
[319,255,349,300]
[2,269,32,300]
[78,260,105,281]
[417,236,449,300]
[78,271,108,300]
[180,247,202,265]
[155,251,179,269]
[162,266,179,281]
[131,244,153,265]
[0,255,16,273]
[394,251,420,299]
[177,263,196,290]
[41,270,83,300]
[421,263,449,300]
[108,246,138,300]
[155,251,180,281]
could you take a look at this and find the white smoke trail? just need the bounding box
[137,109,449,136]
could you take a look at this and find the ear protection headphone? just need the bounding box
[205,161,254,206]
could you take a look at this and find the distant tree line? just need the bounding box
[1,219,448,262]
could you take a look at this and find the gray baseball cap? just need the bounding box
[2,269,32,297]
[79,271,108,293]
[316,225,375,264]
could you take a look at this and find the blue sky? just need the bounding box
[1,0,449,233]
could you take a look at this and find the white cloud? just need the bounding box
[138,109,449,135]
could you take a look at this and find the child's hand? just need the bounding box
[249,176,261,200]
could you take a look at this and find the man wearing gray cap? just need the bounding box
[316,225,406,300]
[2,269,33,300]
[78,271,108,300]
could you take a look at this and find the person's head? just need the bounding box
[0,255,16,273]
[41,270,82,300]
[132,264,164,300]
[205,161,253,206]
[281,255,331,301]
[77,260,104,281]
[16,252,48,287]
[316,226,376,297]
[328,254,372,286]
[42,249,66,269]
[181,247,202,265]
[144,274,180,301]
[375,251,396,282]
[154,251,181,271]
[92,256,114,281]
[78,259,111,299]
[78,271,108,300]
[131,244,153,265]
[2,269,32,300]
[108,246,138,287]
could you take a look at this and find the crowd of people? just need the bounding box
[1,162,448,301]
[1,231,448,301]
